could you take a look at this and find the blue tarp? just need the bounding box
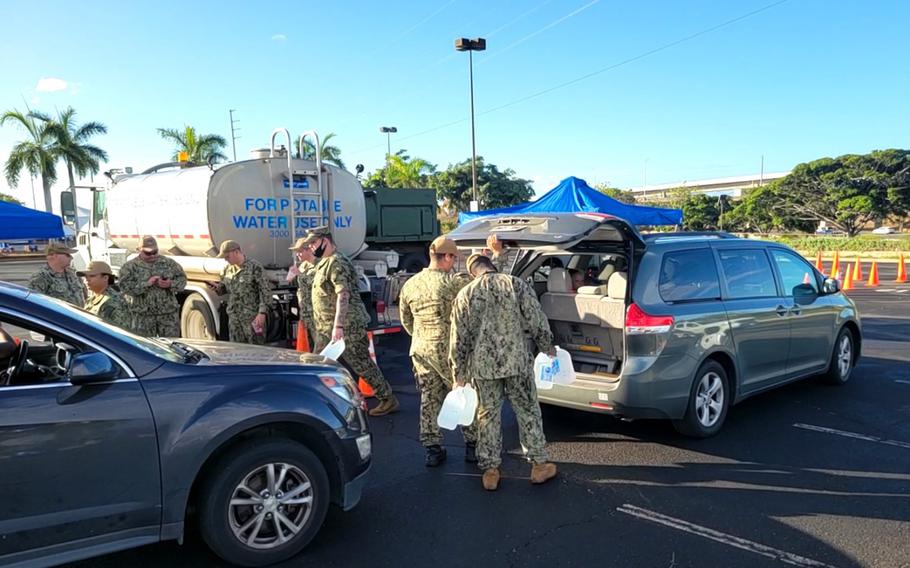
[458,176,683,226]
[0,201,65,239]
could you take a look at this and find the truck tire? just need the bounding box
[181,293,217,340]
[198,439,330,567]
[400,252,428,274]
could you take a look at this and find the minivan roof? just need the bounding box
[447,212,644,249]
[642,231,738,244]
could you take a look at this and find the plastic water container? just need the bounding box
[437,385,478,430]
[534,347,576,390]
[319,339,346,361]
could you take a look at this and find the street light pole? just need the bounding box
[379,126,397,185]
[455,37,486,211]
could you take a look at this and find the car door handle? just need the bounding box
[776,305,789,317]
[790,304,801,316]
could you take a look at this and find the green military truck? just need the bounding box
[364,187,440,273]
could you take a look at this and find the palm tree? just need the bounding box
[157,126,228,163]
[295,132,345,170]
[1,108,58,211]
[385,153,434,188]
[45,107,108,194]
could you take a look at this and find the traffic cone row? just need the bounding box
[814,253,908,288]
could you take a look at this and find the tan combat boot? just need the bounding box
[530,462,557,484]
[368,395,400,417]
[482,468,500,491]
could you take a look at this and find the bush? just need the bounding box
[757,235,910,252]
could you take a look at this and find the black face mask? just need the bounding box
[313,240,328,258]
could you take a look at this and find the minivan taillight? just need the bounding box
[625,303,674,335]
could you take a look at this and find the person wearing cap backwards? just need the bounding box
[118,235,187,337]
[399,236,477,466]
[79,261,131,329]
[287,237,319,348]
[449,253,558,491]
[28,242,86,306]
[206,240,272,344]
[306,226,399,416]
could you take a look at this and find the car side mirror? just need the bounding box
[793,283,819,301]
[70,352,119,385]
[822,277,840,295]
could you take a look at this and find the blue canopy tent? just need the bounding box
[458,176,683,226]
[0,201,65,239]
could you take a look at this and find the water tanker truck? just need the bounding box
[64,129,438,342]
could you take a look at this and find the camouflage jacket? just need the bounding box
[449,272,553,383]
[216,259,273,317]
[28,265,86,307]
[85,288,131,329]
[296,261,316,319]
[312,253,369,332]
[399,268,471,376]
[118,256,187,314]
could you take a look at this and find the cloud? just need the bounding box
[271,34,287,42]
[35,77,68,92]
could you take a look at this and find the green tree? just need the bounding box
[594,183,637,204]
[295,132,345,169]
[430,157,533,212]
[157,126,228,163]
[363,150,436,189]
[45,107,108,194]
[0,192,22,205]
[680,193,719,231]
[1,108,58,212]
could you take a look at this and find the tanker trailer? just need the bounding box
[69,131,402,341]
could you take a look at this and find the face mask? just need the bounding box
[313,240,327,258]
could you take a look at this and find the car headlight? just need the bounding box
[319,372,362,405]
[355,434,372,460]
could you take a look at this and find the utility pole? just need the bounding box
[229,109,241,162]
[759,154,764,186]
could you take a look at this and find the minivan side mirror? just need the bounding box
[70,352,120,385]
[822,277,840,295]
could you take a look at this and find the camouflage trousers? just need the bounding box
[228,310,265,345]
[315,326,393,402]
[131,311,181,338]
[474,372,548,470]
[413,354,477,447]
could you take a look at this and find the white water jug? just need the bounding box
[437,385,478,430]
[319,339,346,361]
[534,346,576,390]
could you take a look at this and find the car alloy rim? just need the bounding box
[695,371,724,428]
[838,335,852,378]
[228,462,314,550]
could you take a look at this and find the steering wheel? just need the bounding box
[2,340,29,387]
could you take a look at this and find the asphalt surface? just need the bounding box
[2,260,908,568]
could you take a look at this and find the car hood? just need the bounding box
[177,339,339,367]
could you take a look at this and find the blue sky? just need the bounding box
[1,0,908,210]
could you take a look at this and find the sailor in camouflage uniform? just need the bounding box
[399,236,477,467]
[449,253,558,491]
[207,240,272,344]
[288,237,319,349]
[118,236,187,337]
[306,226,399,416]
[79,261,131,329]
[28,242,86,306]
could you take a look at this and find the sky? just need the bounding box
[1,0,908,211]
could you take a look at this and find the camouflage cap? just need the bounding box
[300,225,332,246]
[428,236,458,256]
[138,235,158,252]
[77,260,113,277]
[217,240,242,258]
[45,242,77,256]
[289,237,309,251]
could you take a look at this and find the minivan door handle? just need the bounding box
[790,303,802,316]
[775,305,789,317]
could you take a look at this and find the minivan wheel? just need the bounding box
[198,439,330,567]
[821,327,854,385]
[673,360,730,438]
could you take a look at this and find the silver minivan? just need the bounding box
[449,213,861,437]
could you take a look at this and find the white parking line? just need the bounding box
[895,380,910,386]
[793,423,910,450]
[615,504,836,567]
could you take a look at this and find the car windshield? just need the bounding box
[23,291,184,363]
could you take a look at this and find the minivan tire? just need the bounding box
[673,360,730,438]
[821,327,855,385]
[198,439,330,567]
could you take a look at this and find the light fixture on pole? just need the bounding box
[455,37,486,212]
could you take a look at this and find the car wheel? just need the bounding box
[198,439,330,567]
[821,327,854,385]
[673,360,730,438]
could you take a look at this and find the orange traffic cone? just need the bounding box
[296,320,311,353]
[814,251,824,273]
[829,251,840,277]
[803,272,811,285]
[897,253,908,283]
[841,267,854,291]
[833,267,842,284]
[852,258,863,282]
[358,331,377,398]
[867,261,879,287]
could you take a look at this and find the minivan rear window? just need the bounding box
[659,249,721,303]
[718,249,778,299]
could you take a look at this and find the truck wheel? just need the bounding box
[400,252,428,274]
[198,439,330,567]
[181,293,217,340]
